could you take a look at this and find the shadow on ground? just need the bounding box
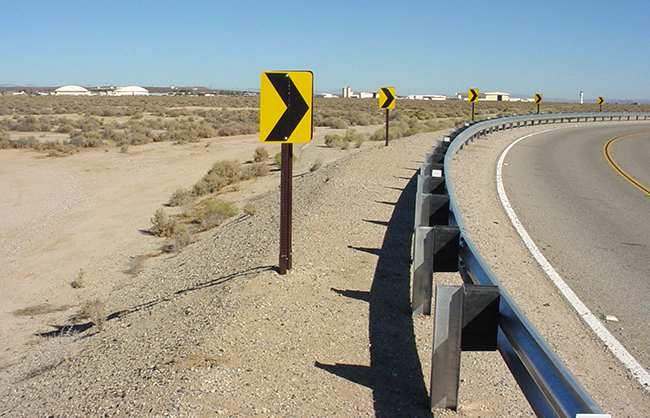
[316,173,432,417]
[36,266,275,338]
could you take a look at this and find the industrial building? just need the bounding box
[113,86,149,96]
[406,94,447,100]
[54,85,91,96]
[484,91,511,101]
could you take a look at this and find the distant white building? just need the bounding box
[484,92,510,101]
[342,86,351,98]
[321,93,338,98]
[406,94,447,100]
[54,85,91,96]
[359,91,378,99]
[113,86,149,96]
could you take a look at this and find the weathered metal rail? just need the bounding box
[415,112,650,417]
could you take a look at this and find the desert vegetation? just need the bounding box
[149,149,271,252]
[2,95,647,156]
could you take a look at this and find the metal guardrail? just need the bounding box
[423,112,650,417]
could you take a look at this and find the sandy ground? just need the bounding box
[1,121,648,417]
[0,125,379,361]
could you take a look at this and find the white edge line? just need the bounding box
[496,128,650,392]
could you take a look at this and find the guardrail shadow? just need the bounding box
[316,173,431,417]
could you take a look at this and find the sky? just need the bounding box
[1,0,649,101]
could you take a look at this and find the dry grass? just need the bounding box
[12,303,72,317]
[70,268,85,289]
[72,299,106,331]
[150,208,183,237]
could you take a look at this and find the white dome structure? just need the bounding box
[114,86,149,96]
[54,85,90,96]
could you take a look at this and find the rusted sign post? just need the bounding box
[260,71,313,274]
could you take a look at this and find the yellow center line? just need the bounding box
[603,131,650,196]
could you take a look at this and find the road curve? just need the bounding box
[501,122,650,372]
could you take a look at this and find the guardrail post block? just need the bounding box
[432,225,460,271]
[431,285,463,409]
[413,226,435,315]
[431,284,500,411]
[429,195,451,227]
[461,284,500,351]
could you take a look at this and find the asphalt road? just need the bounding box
[501,122,650,371]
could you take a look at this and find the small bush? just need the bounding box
[150,208,182,237]
[196,200,238,231]
[74,299,106,331]
[168,188,192,207]
[70,269,85,289]
[310,157,323,172]
[243,203,258,216]
[243,162,269,179]
[323,117,348,129]
[208,160,242,183]
[168,223,192,252]
[324,133,342,148]
[253,146,269,163]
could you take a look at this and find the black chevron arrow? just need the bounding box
[469,89,478,102]
[381,87,395,108]
[265,72,309,141]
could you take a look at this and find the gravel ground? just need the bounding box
[1,125,647,417]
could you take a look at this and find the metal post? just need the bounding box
[471,102,475,122]
[385,108,390,146]
[279,143,293,274]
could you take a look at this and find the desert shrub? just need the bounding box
[253,146,268,162]
[70,269,85,289]
[324,133,342,148]
[0,130,9,148]
[323,117,348,129]
[347,112,373,126]
[168,188,192,207]
[243,203,258,216]
[195,121,215,138]
[74,299,106,331]
[167,223,192,252]
[209,160,242,181]
[57,124,74,133]
[8,136,39,149]
[199,172,228,195]
[150,208,183,237]
[310,157,323,172]
[44,140,78,156]
[243,162,269,179]
[196,200,238,231]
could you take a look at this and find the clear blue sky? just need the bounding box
[2,0,648,101]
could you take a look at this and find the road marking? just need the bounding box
[603,131,650,196]
[496,129,650,392]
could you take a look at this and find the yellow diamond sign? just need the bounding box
[260,71,313,143]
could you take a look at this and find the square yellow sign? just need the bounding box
[260,71,313,143]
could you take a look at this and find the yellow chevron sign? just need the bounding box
[379,87,396,109]
[534,94,542,104]
[598,97,605,105]
[468,88,479,103]
[260,71,313,143]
